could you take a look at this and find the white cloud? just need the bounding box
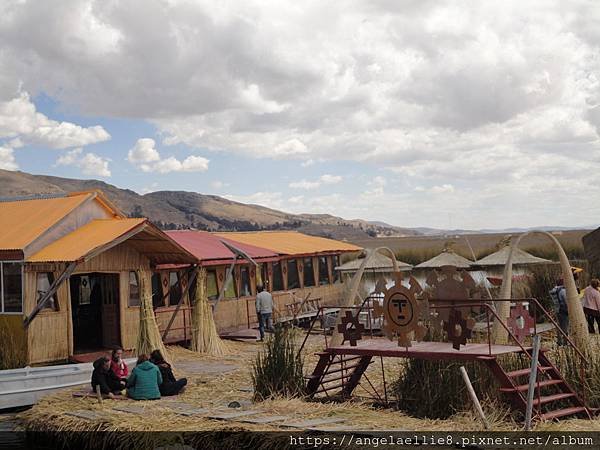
[127,138,209,173]
[0,146,18,170]
[0,91,110,149]
[127,138,160,164]
[289,174,343,190]
[2,1,600,227]
[56,148,111,177]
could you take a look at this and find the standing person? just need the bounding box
[91,356,125,398]
[150,350,187,396]
[583,279,600,334]
[110,347,129,382]
[550,279,568,346]
[255,284,274,341]
[126,354,162,400]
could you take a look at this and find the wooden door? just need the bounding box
[101,274,121,348]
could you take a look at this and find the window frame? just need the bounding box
[238,265,252,298]
[168,271,183,306]
[128,271,141,308]
[206,269,219,300]
[272,261,284,292]
[318,256,330,285]
[36,271,59,312]
[303,257,315,287]
[0,261,24,315]
[287,259,300,290]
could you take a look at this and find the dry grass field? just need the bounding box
[349,229,591,265]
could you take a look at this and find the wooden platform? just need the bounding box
[325,338,527,361]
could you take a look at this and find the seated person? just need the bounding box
[126,354,162,400]
[91,356,125,398]
[150,349,187,396]
[110,347,129,382]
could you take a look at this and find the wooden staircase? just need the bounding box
[306,351,373,399]
[306,348,592,422]
[482,349,591,421]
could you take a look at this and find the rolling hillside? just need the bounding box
[0,169,417,240]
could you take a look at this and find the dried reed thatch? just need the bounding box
[136,268,168,360]
[190,267,229,356]
[493,231,589,348]
[0,316,27,369]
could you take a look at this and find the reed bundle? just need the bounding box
[493,231,589,348]
[136,268,168,360]
[190,267,229,356]
[0,316,27,369]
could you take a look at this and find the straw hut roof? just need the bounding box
[214,230,362,257]
[335,252,412,273]
[473,246,553,267]
[165,230,278,266]
[414,250,472,269]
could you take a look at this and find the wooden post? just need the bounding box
[525,335,541,431]
[459,366,490,430]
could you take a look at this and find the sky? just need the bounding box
[0,0,599,230]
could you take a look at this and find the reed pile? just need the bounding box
[136,268,168,360]
[190,267,229,356]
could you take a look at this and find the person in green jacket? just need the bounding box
[127,354,162,400]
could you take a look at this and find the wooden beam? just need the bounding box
[161,266,198,341]
[24,262,77,328]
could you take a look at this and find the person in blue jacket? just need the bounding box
[126,354,162,400]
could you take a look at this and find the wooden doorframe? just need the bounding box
[68,271,122,354]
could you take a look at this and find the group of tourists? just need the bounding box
[550,276,600,345]
[91,348,187,400]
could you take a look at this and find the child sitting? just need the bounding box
[110,347,129,382]
[91,356,125,398]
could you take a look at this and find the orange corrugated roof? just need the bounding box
[0,193,92,251]
[214,231,362,256]
[28,218,146,262]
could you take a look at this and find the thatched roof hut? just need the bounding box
[414,250,472,269]
[473,246,553,267]
[0,191,197,366]
[335,252,412,273]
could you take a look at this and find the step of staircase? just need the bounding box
[505,366,552,378]
[531,392,576,406]
[539,406,588,421]
[498,379,564,393]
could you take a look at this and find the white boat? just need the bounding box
[0,358,136,409]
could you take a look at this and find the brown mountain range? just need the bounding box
[0,169,418,240]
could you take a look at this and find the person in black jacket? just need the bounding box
[149,350,187,396]
[91,356,125,398]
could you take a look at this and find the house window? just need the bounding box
[169,272,182,306]
[318,256,330,285]
[222,268,237,299]
[1,262,23,313]
[36,272,58,311]
[303,258,315,287]
[239,266,251,297]
[128,271,140,307]
[287,259,300,290]
[206,269,218,300]
[333,255,341,283]
[272,262,284,291]
[151,273,163,308]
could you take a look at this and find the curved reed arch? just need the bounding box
[491,230,588,348]
[330,247,399,346]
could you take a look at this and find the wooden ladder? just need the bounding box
[482,349,592,421]
[306,351,373,399]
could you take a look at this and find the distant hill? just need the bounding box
[0,169,418,240]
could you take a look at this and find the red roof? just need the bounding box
[165,230,278,266]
